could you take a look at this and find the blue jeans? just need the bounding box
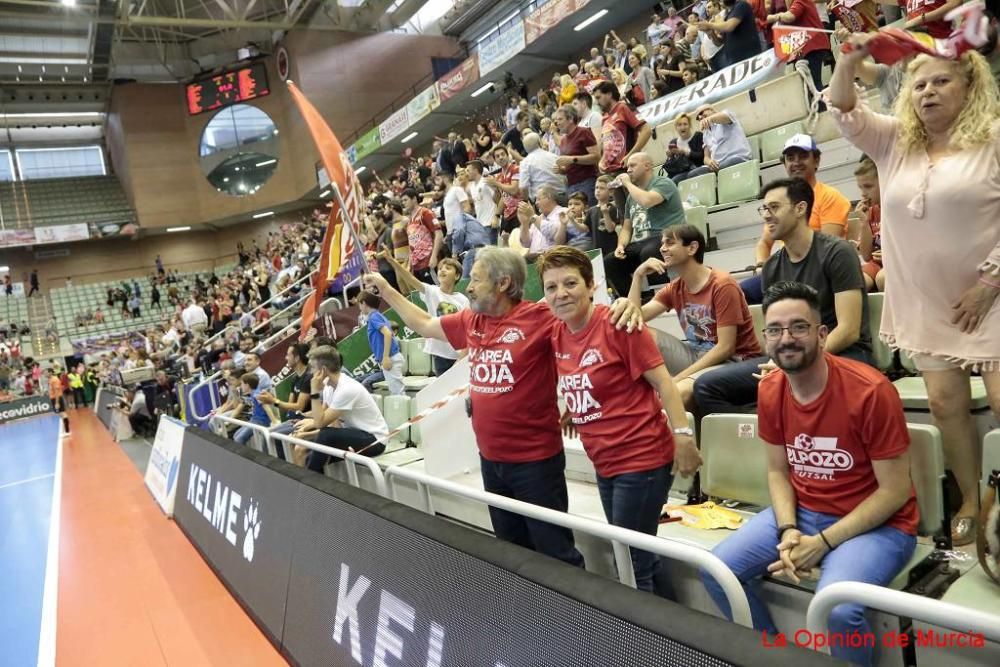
[684,155,750,180]
[597,464,673,592]
[431,355,456,376]
[269,419,301,460]
[233,418,269,446]
[479,451,584,568]
[740,274,763,305]
[701,507,915,667]
[567,177,597,205]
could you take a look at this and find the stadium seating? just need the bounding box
[0,176,135,229]
[760,121,805,163]
[679,173,717,207]
[893,376,990,411]
[867,293,894,372]
[716,160,760,206]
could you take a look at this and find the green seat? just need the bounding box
[678,173,717,207]
[370,393,384,415]
[748,134,761,162]
[760,121,804,162]
[382,395,411,446]
[907,423,946,537]
[409,398,423,447]
[984,429,1000,489]
[683,206,708,241]
[717,160,760,205]
[748,304,766,352]
[701,414,770,507]
[866,293,893,372]
[402,337,431,377]
[893,376,990,411]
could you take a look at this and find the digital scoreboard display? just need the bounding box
[186,62,270,115]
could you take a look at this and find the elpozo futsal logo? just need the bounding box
[0,396,53,425]
[185,463,263,562]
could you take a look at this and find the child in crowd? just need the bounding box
[231,373,279,446]
[852,158,884,292]
[357,291,406,395]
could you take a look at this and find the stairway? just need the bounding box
[27,294,61,359]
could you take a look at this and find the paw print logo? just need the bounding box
[242,501,262,562]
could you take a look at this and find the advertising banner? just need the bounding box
[354,127,382,161]
[33,223,90,245]
[478,19,526,76]
[436,57,479,102]
[0,395,53,426]
[524,0,591,44]
[405,84,441,124]
[144,416,187,516]
[0,228,36,248]
[378,107,410,144]
[174,430,299,642]
[637,51,783,128]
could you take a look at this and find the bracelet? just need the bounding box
[978,275,1000,290]
[819,530,834,551]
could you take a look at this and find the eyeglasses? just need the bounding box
[762,323,814,340]
[757,203,785,217]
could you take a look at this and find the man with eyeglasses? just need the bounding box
[701,280,917,667]
[691,177,872,416]
[742,134,852,304]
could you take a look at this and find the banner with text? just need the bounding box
[0,395,53,426]
[405,84,441,125]
[144,416,187,516]
[478,19,526,76]
[354,127,382,161]
[437,57,480,102]
[636,51,783,128]
[378,107,410,144]
[524,0,591,44]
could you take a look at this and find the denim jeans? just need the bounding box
[269,419,300,460]
[701,506,916,667]
[306,426,385,472]
[684,155,750,181]
[597,464,673,592]
[431,355,456,377]
[692,347,874,417]
[603,236,665,298]
[233,418,269,446]
[567,177,597,205]
[740,274,764,305]
[479,451,585,568]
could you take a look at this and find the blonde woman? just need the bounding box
[830,38,1000,545]
[558,73,577,105]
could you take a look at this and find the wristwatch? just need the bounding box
[310,392,321,400]
[673,426,695,437]
[572,156,579,164]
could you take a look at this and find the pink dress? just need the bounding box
[832,103,1000,371]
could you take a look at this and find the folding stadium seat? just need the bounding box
[983,429,1000,488]
[678,173,717,207]
[747,304,766,353]
[683,206,708,243]
[370,392,384,415]
[893,376,989,412]
[747,135,761,162]
[760,121,804,163]
[866,293,894,372]
[382,395,410,447]
[402,337,431,377]
[700,414,771,508]
[716,160,760,206]
[409,398,422,447]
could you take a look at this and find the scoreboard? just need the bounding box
[186,62,270,115]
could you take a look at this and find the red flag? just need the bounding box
[840,28,938,66]
[773,25,829,62]
[286,81,364,341]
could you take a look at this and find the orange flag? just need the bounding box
[286,81,364,341]
[773,25,829,62]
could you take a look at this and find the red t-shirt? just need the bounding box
[906,0,953,39]
[758,354,919,535]
[653,269,762,360]
[788,0,832,55]
[439,301,562,463]
[497,163,521,219]
[600,101,645,173]
[559,126,598,185]
[552,306,673,477]
[407,206,439,271]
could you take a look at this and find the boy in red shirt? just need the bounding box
[400,188,443,284]
[701,282,917,667]
[363,248,643,567]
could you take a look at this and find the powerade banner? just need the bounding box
[354,127,382,162]
[636,50,784,128]
[144,416,186,516]
[175,429,838,667]
[0,395,53,425]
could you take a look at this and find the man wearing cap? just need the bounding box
[742,134,852,304]
[685,105,753,179]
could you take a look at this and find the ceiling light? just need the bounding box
[471,83,493,98]
[62,0,77,6]
[41,65,45,73]
[252,211,274,219]
[0,57,88,65]
[254,159,276,167]
[17,65,22,73]
[400,131,418,144]
[574,9,609,31]
[319,189,330,197]
[354,166,366,175]
[0,266,9,273]
[64,66,69,73]
[222,177,229,182]
[166,226,190,232]
[1,112,104,119]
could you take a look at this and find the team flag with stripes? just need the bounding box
[772,25,829,62]
[286,81,364,341]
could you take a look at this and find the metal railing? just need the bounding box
[384,465,753,627]
[199,411,752,625]
[806,581,1000,646]
[186,370,222,422]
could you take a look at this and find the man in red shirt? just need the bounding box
[363,248,642,566]
[592,81,651,211]
[553,105,600,205]
[483,146,522,236]
[701,281,917,667]
[766,0,833,93]
[400,188,443,284]
[629,224,761,408]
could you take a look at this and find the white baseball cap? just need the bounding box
[782,133,820,154]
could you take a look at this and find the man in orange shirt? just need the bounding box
[742,134,852,304]
[47,367,69,434]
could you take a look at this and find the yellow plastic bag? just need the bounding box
[663,501,745,530]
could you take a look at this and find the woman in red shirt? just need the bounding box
[538,246,701,592]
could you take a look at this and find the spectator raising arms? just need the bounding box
[537,246,700,593]
[831,38,1000,545]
